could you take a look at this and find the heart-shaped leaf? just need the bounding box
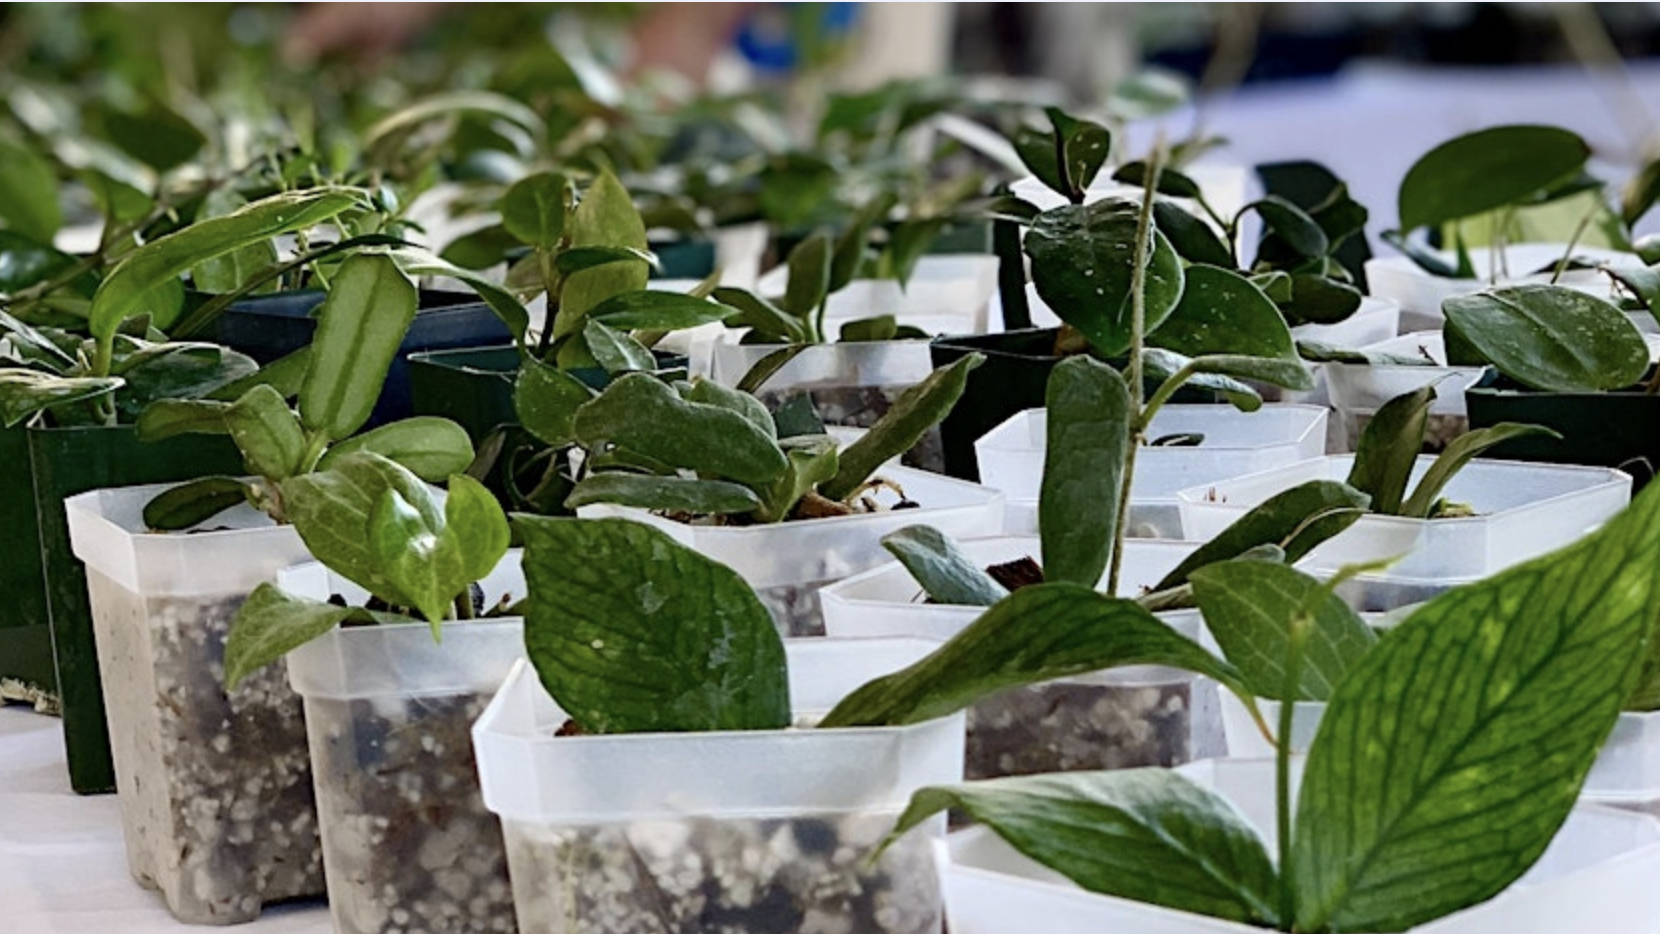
[574,372,787,486]
[882,525,1008,607]
[1041,355,1130,587]
[517,515,790,733]
[1442,284,1649,392]
[224,582,404,690]
[1026,199,1186,357]
[1152,266,1301,364]
[501,171,570,248]
[1155,480,1372,591]
[1048,107,1113,198]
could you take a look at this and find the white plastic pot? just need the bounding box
[753,254,999,337]
[1365,243,1635,334]
[1324,331,1486,453]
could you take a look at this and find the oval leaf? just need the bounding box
[224,582,402,690]
[1398,125,1591,231]
[501,172,569,248]
[141,476,250,532]
[573,373,787,486]
[281,451,441,599]
[586,290,736,331]
[225,383,306,480]
[1152,266,1300,364]
[783,232,832,320]
[1156,480,1372,591]
[1347,385,1434,515]
[882,525,1009,607]
[565,473,762,515]
[319,416,475,482]
[554,170,648,328]
[1248,195,1328,258]
[299,253,418,441]
[514,360,597,447]
[1041,355,1130,587]
[1442,285,1649,392]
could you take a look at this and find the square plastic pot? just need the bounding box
[821,536,1222,775]
[577,465,1004,636]
[0,423,55,710]
[1465,370,1660,492]
[473,638,964,934]
[1364,243,1634,334]
[1177,455,1630,594]
[63,482,322,923]
[1324,331,1486,452]
[975,405,1327,537]
[753,254,999,337]
[281,554,528,934]
[940,756,1660,934]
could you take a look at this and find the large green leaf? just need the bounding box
[135,398,231,440]
[299,253,418,441]
[0,139,63,242]
[1398,125,1590,231]
[1248,196,1327,258]
[1346,386,1433,515]
[821,583,1259,728]
[573,373,786,486]
[282,451,440,599]
[514,360,596,447]
[881,525,1008,607]
[565,473,763,514]
[516,515,790,733]
[1399,422,1560,519]
[553,170,648,330]
[103,103,206,173]
[0,369,122,427]
[1152,266,1300,363]
[886,770,1280,928]
[368,473,509,627]
[223,582,404,690]
[1192,559,1376,701]
[1041,355,1130,587]
[318,416,475,482]
[1154,200,1233,267]
[1278,274,1363,327]
[224,383,306,480]
[1291,478,1660,932]
[1442,285,1649,392]
[189,189,278,296]
[1155,480,1372,591]
[586,290,735,331]
[1025,199,1186,357]
[501,171,569,248]
[820,352,981,502]
[112,340,259,413]
[710,287,807,343]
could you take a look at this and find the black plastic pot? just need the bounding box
[217,289,512,428]
[931,329,1064,481]
[28,424,245,794]
[0,423,54,709]
[1465,370,1660,490]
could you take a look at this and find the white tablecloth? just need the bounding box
[0,705,330,934]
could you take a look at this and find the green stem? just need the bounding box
[298,431,332,475]
[813,296,828,345]
[1140,366,1199,429]
[1276,609,1311,929]
[1550,199,1603,285]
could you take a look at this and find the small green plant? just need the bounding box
[1442,282,1653,394]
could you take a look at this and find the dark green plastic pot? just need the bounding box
[0,423,54,710]
[1465,370,1660,490]
[28,424,245,794]
[930,329,1063,481]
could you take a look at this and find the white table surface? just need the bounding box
[0,704,331,934]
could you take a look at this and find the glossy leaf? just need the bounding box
[1049,107,1113,198]
[385,247,530,344]
[1292,477,1660,932]
[1025,199,1186,356]
[887,770,1279,928]
[1141,349,1263,412]
[573,373,787,485]
[1152,266,1301,364]
[1192,559,1377,701]
[501,171,569,248]
[135,398,231,440]
[1012,123,1068,201]
[755,433,840,523]
[113,340,258,412]
[517,515,790,733]
[1247,196,1328,258]
[1442,285,1649,392]
[362,90,540,157]
[882,525,1008,607]
[224,583,401,689]
[141,476,250,532]
[0,369,122,427]
[580,319,656,372]
[736,344,810,394]
[820,352,981,502]
[565,473,762,514]
[0,139,63,242]
[205,348,311,402]
[783,232,832,320]
[1143,347,1313,394]
[839,315,898,342]
[189,189,278,296]
[1041,355,1130,587]
[1398,125,1590,231]
[1347,385,1433,515]
[821,583,1259,727]
[555,170,648,326]
[1154,200,1233,268]
[711,287,807,344]
[1278,274,1363,327]
[684,378,774,439]
[282,451,439,599]
[1113,162,1202,199]
[515,360,596,447]
[300,253,417,441]
[225,384,306,480]
[1400,422,1561,519]
[368,473,509,627]
[1155,480,1372,591]
[587,290,735,331]
[319,416,475,482]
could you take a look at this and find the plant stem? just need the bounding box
[1276,608,1311,929]
[1551,198,1603,285]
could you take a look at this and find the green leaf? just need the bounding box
[831,194,898,292]
[783,232,832,320]
[554,246,659,277]
[141,477,250,532]
[886,770,1279,928]
[1278,275,1363,327]
[113,340,258,412]
[565,473,763,514]
[368,473,509,626]
[205,347,311,402]
[1141,349,1264,411]
[189,189,278,295]
[1012,123,1068,201]
[1155,480,1372,591]
[754,433,841,523]
[684,378,774,438]
[1041,356,1130,587]
[586,290,735,331]
[1192,559,1377,701]
[1398,125,1591,230]
[386,247,530,345]
[0,231,82,297]
[1142,347,1312,395]
[1621,157,1660,228]
[89,188,363,362]
[821,583,1259,727]
[881,525,1008,607]
[225,384,306,480]
[282,451,440,599]
[517,515,790,733]
[1051,108,1113,197]
[884,218,946,287]
[440,224,519,270]
[0,139,63,242]
[362,90,541,158]
[710,287,808,343]
[820,352,981,502]
[1154,200,1233,268]
[319,416,475,482]
[1113,162,1201,199]
[1400,422,1561,519]
[1442,285,1649,393]
[0,369,122,428]
[553,170,648,328]
[500,171,569,248]
[574,373,787,486]
[135,398,231,440]
[514,360,597,447]
[580,319,656,372]
[1291,478,1660,932]
[223,582,401,690]
[1347,385,1433,515]
[837,315,899,342]
[299,253,417,441]
[1106,69,1192,120]
[1025,200,1185,357]
[103,104,206,172]
[1247,196,1328,258]
[1151,266,1300,364]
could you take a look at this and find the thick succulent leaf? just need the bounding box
[0,369,122,427]
[820,352,981,502]
[1248,196,1328,258]
[683,378,774,438]
[565,473,763,515]
[838,315,899,342]
[319,416,475,482]
[586,291,735,331]
[135,398,231,440]
[1347,385,1433,515]
[1143,346,1312,395]
[710,287,808,343]
[223,582,404,690]
[516,515,790,733]
[573,372,787,485]
[755,432,840,523]
[141,476,251,532]
[1142,348,1265,411]
[580,319,656,373]
[821,583,1259,728]
[224,383,306,480]
[1291,478,1660,932]
[367,474,509,627]
[1025,199,1186,357]
[1278,275,1363,327]
[1398,125,1590,231]
[1047,107,1113,198]
[1192,559,1377,701]
[887,771,1280,928]
[1041,355,1130,587]
[783,232,832,320]
[1012,124,1068,201]
[1399,423,1561,519]
[515,360,596,447]
[1152,266,1301,364]
[300,253,418,441]
[1442,285,1649,392]
[882,525,1008,607]
[500,171,569,248]
[1155,480,1372,591]
[282,451,441,600]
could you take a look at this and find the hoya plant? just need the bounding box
[1440,282,1653,395]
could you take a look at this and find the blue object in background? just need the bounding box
[735,2,860,74]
